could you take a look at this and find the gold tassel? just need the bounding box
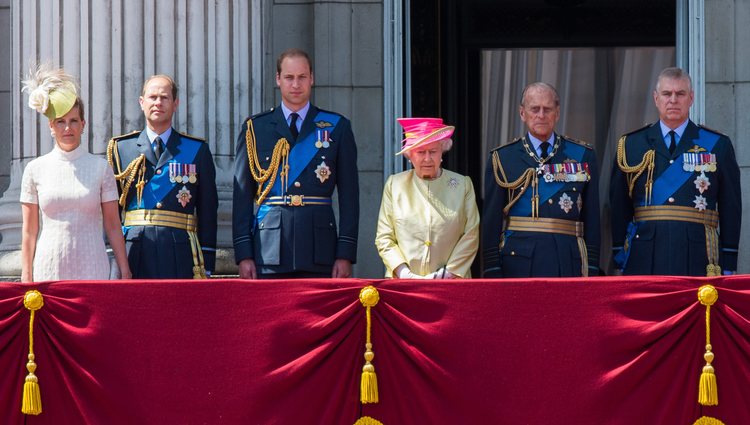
[359,286,380,404]
[353,416,384,425]
[22,290,44,415]
[692,416,725,425]
[697,285,718,406]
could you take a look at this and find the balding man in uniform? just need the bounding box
[482,82,601,278]
[108,74,218,279]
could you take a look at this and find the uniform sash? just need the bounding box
[507,139,587,217]
[643,128,720,206]
[256,111,341,225]
[615,128,720,269]
[128,136,202,210]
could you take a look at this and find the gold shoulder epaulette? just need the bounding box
[178,132,206,142]
[697,124,728,137]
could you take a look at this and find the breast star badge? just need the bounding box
[558,192,573,213]
[315,161,331,183]
[694,172,711,194]
[693,194,707,211]
[177,185,192,207]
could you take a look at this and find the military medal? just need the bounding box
[314,161,331,183]
[693,194,707,211]
[315,129,323,148]
[188,164,197,184]
[694,172,711,194]
[173,163,183,183]
[169,163,177,183]
[558,193,573,213]
[177,185,192,207]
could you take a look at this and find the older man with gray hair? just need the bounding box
[482,82,601,278]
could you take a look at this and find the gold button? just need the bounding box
[156,169,162,175]
[294,182,301,187]
[322,156,326,160]
[548,199,553,204]
[573,187,577,192]
[156,202,163,209]
[425,240,432,246]
[668,197,675,203]
[669,160,674,164]
[265,157,270,161]
[511,251,515,255]
[635,234,640,239]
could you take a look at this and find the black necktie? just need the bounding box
[289,113,299,141]
[153,136,163,158]
[668,131,677,155]
[540,142,550,160]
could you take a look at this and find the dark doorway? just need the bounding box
[408,0,677,274]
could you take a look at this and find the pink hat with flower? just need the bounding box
[396,117,455,155]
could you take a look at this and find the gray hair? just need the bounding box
[520,82,560,107]
[655,67,693,92]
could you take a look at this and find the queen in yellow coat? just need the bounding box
[375,118,480,278]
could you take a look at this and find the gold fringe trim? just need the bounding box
[22,290,44,415]
[359,286,380,404]
[693,416,725,425]
[354,416,384,425]
[697,285,718,406]
[244,119,290,204]
[616,135,655,204]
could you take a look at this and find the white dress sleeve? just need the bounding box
[99,159,119,203]
[20,162,39,204]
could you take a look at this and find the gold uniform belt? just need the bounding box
[506,216,584,237]
[123,209,206,279]
[506,216,589,277]
[633,205,721,276]
[261,195,332,207]
[634,205,719,228]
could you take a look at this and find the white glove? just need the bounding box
[395,264,430,279]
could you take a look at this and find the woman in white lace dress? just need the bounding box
[20,65,131,282]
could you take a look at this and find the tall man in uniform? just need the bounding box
[482,82,601,278]
[107,75,218,279]
[610,67,741,276]
[233,48,359,279]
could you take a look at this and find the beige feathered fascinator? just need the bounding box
[21,63,79,120]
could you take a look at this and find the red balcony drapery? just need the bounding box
[1,276,749,424]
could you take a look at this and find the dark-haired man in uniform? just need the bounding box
[482,82,601,278]
[107,74,218,279]
[233,48,359,279]
[610,67,741,276]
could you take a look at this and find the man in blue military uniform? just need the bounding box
[107,75,218,279]
[482,82,601,278]
[233,48,359,279]
[610,67,741,276]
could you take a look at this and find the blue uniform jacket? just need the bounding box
[610,120,741,275]
[110,129,218,278]
[232,105,359,275]
[482,134,601,278]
